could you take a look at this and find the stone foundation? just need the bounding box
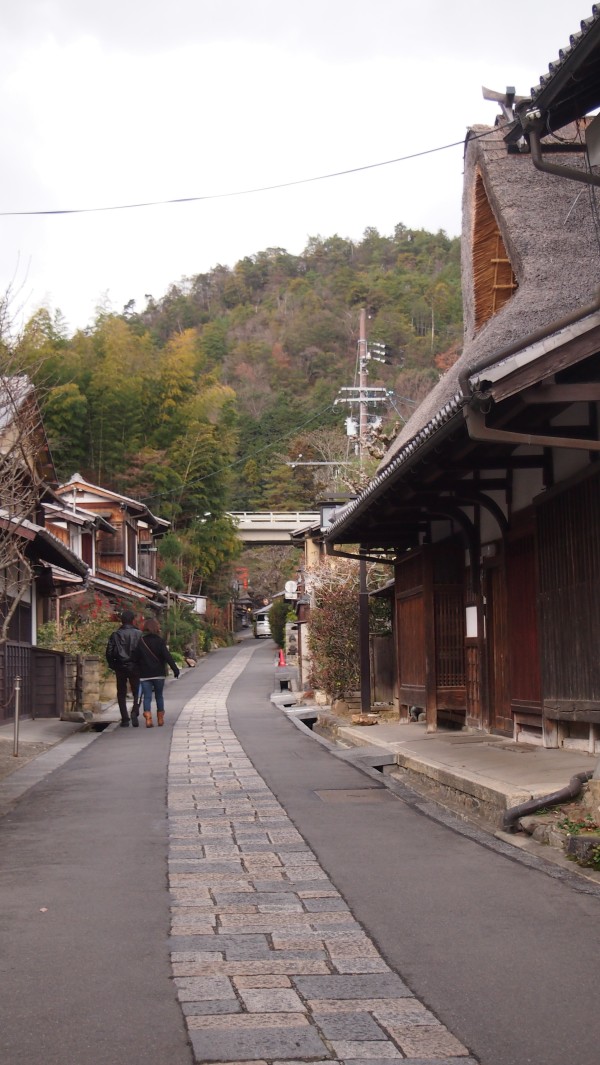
[62,655,102,721]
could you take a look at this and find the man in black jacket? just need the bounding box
[106,610,142,727]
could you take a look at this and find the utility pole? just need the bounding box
[358,308,371,716]
[333,308,395,715]
[358,307,369,447]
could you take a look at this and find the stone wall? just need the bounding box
[62,655,102,721]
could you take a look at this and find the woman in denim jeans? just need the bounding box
[132,618,180,727]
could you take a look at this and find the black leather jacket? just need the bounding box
[132,632,180,679]
[106,624,142,672]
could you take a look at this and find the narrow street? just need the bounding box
[1,639,599,1065]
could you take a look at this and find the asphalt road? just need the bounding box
[1,637,599,1065]
[0,648,231,1065]
[228,641,600,1065]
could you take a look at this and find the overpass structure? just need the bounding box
[229,511,319,544]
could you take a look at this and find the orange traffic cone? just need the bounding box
[278,649,286,667]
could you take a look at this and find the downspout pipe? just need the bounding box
[528,126,600,189]
[458,288,600,399]
[502,770,593,832]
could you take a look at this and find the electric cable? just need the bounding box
[140,399,337,504]
[0,128,501,219]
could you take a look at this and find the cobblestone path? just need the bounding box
[168,648,478,1065]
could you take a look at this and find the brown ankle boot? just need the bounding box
[157,711,165,726]
[143,711,153,728]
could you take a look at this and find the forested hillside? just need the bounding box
[16,223,462,592]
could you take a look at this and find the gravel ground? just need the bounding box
[0,737,53,782]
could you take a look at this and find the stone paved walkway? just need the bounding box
[168,647,478,1064]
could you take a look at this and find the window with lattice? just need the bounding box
[473,170,517,330]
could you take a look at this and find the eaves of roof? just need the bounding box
[44,503,116,534]
[58,475,169,530]
[34,527,89,577]
[0,515,89,577]
[518,6,600,130]
[40,561,84,585]
[326,393,466,542]
[290,520,322,541]
[90,572,161,600]
[369,579,395,598]
[467,307,600,396]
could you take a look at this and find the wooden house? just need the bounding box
[52,474,170,608]
[0,377,88,721]
[326,12,600,753]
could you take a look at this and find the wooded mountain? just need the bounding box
[16,223,461,591]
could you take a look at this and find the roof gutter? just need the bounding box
[466,406,600,453]
[458,288,600,400]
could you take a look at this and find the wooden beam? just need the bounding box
[521,383,600,403]
[446,455,546,471]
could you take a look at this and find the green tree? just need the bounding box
[24,222,462,536]
[268,597,290,650]
[83,315,154,479]
[153,329,199,446]
[43,382,89,477]
[191,514,241,591]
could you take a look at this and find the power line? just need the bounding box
[140,400,337,504]
[0,129,499,219]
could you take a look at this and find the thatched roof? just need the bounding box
[377,120,600,474]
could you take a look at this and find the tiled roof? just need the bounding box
[0,514,88,577]
[58,473,169,529]
[326,394,464,539]
[520,6,600,129]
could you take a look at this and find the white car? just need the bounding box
[253,610,272,638]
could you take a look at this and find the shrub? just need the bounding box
[37,599,116,675]
[164,601,204,656]
[308,562,360,699]
[268,598,289,649]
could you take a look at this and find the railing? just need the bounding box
[230,512,318,526]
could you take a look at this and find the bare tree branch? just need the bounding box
[0,304,49,644]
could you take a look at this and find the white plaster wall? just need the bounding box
[479,489,508,543]
[512,461,545,513]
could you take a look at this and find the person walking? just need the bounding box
[132,617,180,728]
[105,609,142,727]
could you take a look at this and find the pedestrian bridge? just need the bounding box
[229,511,319,544]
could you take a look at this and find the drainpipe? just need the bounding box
[458,288,600,400]
[465,406,600,452]
[528,125,600,189]
[502,770,593,832]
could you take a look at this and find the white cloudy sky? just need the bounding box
[0,1,589,334]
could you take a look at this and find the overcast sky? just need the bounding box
[0,1,590,335]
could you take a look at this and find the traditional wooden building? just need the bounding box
[51,474,170,609]
[0,377,88,721]
[327,12,600,753]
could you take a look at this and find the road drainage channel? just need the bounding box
[273,696,396,774]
